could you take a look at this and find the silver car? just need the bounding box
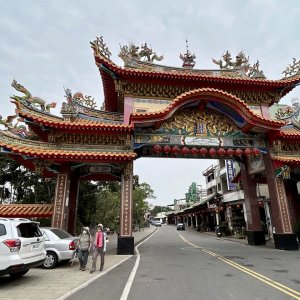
[40,228,78,269]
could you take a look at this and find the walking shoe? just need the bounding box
[82,268,85,271]
[90,270,95,274]
[100,267,103,271]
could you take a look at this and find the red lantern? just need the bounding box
[235,148,243,157]
[209,148,217,156]
[218,148,226,157]
[191,147,198,155]
[153,145,162,154]
[163,145,171,153]
[172,146,180,154]
[181,147,190,155]
[199,148,208,156]
[227,148,234,157]
[244,148,252,156]
[252,148,260,156]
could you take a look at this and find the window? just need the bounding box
[51,228,72,239]
[0,224,6,236]
[17,223,42,238]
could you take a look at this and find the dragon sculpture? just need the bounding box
[0,115,32,137]
[10,80,56,113]
[282,58,300,78]
[212,50,265,79]
[118,42,163,65]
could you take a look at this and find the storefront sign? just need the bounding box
[225,159,237,191]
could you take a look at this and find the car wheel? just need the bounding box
[43,251,58,269]
[9,270,29,278]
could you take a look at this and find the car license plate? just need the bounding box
[32,244,39,249]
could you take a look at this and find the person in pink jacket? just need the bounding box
[90,223,107,273]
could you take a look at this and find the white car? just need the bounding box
[0,218,46,278]
[153,220,162,227]
[40,228,78,269]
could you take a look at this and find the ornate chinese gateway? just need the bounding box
[1,36,300,252]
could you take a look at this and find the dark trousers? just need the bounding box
[78,249,89,268]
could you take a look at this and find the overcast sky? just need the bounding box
[1,1,300,206]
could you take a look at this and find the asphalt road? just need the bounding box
[69,225,300,300]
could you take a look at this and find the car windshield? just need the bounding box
[50,228,72,239]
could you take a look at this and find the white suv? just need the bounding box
[0,218,46,278]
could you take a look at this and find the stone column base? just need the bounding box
[273,233,299,250]
[247,230,266,246]
[117,236,135,255]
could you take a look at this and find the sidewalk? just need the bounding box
[0,227,157,300]
[198,229,275,248]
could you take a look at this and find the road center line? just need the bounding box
[179,234,300,300]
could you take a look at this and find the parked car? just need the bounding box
[40,227,78,269]
[0,218,46,278]
[177,223,185,230]
[153,220,162,227]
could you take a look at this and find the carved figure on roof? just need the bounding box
[180,51,196,68]
[0,114,17,130]
[118,42,163,65]
[11,123,32,138]
[275,105,296,120]
[180,40,196,69]
[64,87,73,103]
[118,43,139,62]
[282,58,300,78]
[247,60,266,79]
[212,50,249,70]
[10,80,56,113]
[139,43,164,62]
[73,92,97,109]
[0,115,32,138]
[90,36,111,59]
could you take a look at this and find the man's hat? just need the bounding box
[97,223,103,228]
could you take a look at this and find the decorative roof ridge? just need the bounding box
[14,102,132,131]
[130,88,285,126]
[0,130,134,153]
[92,43,300,86]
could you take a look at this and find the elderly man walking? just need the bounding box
[90,223,107,273]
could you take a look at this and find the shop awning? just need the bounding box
[194,193,217,207]
[0,204,53,218]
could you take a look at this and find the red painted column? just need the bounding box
[263,154,298,250]
[240,163,261,231]
[240,161,265,245]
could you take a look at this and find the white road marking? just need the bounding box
[57,256,132,300]
[119,229,158,300]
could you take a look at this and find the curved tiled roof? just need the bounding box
[0,131,136,162]
[271,155,300,165]
[94,51,300,87]
[280,127,300,138]
[15,102,132,133]
[0,204,53,218]
[130,88,285,130]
